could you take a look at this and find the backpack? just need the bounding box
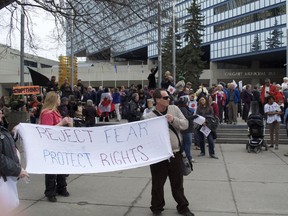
[205,115,219,131]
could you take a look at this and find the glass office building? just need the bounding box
[68,0,287,85]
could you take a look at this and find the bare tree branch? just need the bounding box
[1,0,172,59]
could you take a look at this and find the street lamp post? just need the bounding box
[88,64,94,86]
[157,0,162,88]
[20,0,25,86]
[172,0,176,86]
[286,0,288,77]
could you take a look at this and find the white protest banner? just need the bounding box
[16,116,173,174]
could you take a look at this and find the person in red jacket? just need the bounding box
[260,78,277,105]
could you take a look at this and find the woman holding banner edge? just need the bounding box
[39,91,73,202]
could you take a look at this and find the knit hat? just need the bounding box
[178,96,188,105]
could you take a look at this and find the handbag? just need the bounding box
[153,110,193,176]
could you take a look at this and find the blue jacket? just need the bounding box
[226,88,240,105]
[112,92,121,104]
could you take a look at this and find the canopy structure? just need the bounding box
[0,0,15,10]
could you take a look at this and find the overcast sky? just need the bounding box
[0,7,66,61]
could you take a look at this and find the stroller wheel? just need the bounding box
[247,146,251,153]
[264,141,268,151]
[255,147,261,154]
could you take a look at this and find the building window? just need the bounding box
[24,60,37,68]
[214,5,286,32]
[214,0,259,15]
[40,63,52,68]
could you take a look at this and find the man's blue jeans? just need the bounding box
[182,132,192,160]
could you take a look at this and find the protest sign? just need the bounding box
[200,125,211,137]
[16,116,173,174]
[12,86,40,95]
[167,85,176,94]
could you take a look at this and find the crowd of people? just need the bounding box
[1,69,288,215]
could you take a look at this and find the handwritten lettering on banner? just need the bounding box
[16,116,173,174]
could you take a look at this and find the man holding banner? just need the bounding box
[144,89,194,216]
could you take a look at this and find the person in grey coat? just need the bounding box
[143,89,194,216]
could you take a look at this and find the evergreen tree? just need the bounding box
[265,19,283,49]
[162,22,182,76]
[180,0,206,89]
[251,34,261,52]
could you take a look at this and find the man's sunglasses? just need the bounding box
[161,96,170,100]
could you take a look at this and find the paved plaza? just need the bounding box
[16,141,288,216]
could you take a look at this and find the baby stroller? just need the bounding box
[246,113,267,153]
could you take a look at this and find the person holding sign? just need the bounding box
[196,96,219,159]
[39,91,73,202]
[144,89,194,216]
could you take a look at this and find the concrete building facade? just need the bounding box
[0,45,150,95]
[0,45,58,96]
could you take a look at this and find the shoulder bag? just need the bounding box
[153,110,193,176]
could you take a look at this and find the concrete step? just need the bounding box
[206,122,288,144]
